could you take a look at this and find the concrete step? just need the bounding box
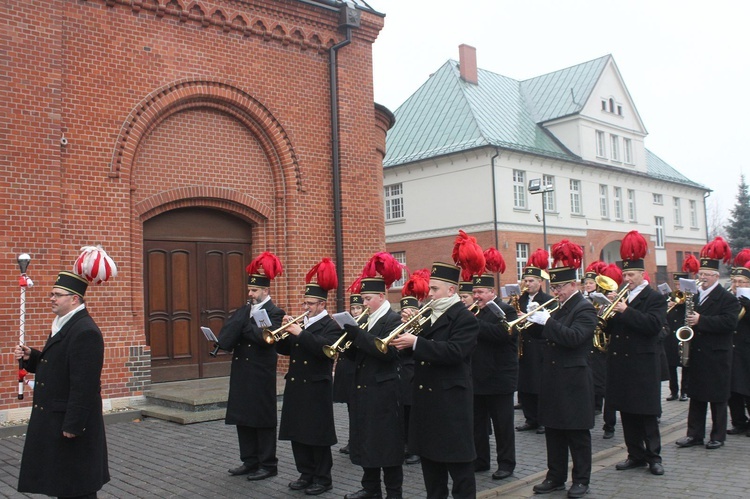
[139,404,226,425]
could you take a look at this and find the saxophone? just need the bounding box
[675,292,695,367]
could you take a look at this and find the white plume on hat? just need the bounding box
[74,245,118,284]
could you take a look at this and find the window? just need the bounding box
[617,105,623,116]
[610,134,620,161]
[627,189,637,221]
[623,138,633,164]
[601,100,607,111]
[653,193,663,205]
[655,217,665,248]
[673,197,682,226]
[384,184,404,221]
[689,200,698,227]
[543,175,555,212]
[596,131,606,158]
[609,98,615,113]
[513,170,527,209]
[390,251,406,288]
[599,184,609,218]
[516,243,529,281]
[613,187,623,220]
[570,179,582,215]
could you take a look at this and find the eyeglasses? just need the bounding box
[302,301,320,307]
[550,284,567,291]
[49,292,75,299]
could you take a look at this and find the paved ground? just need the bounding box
[1,381,748,498]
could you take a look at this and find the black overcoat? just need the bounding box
[343,309,404,467]
[408,301,478,462]
[277,315,341,446]
[517,291,553,394]
[664,302,685,367]
[218,300,285,427]
[332,356,355,404]
[536,292,596,430]
[18,309,110,497]
[687,285,739,402]
[731,299,750,397]
[472,298,518,395]
[605,285,666,415]
[397,347,415,406]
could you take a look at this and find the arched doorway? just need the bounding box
[600,240,622,267]
[144,207,253,382]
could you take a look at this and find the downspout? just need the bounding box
[703,191,711,242]
[330,5,360,312]
[490,148,501,285]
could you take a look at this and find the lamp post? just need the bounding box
[528,178,554,255]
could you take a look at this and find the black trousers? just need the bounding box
[473,393,515,472]
[362,466,403,496]
[620,412,661,464]
[517,391,539,426]
[403,404,412,453]
[668,366,688,396]
[602,400,617,431]
[728,392,750,428]
[687,399,728,442]
[420,457,475,499]
[237,425,277,471]
[544,427,591,485]
[291,441,333,486]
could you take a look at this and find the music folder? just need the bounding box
[657,283,672,295]
[332,312,358,330]
[200,327,218,342]
[737,287,750,299]
[679,278,698,294]
[484,300,506,319]
[252,309,271,329]
[505,284,521,297]
[589,292,612,307]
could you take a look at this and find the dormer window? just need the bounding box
[601,97,624,117]
[609,98,615,113]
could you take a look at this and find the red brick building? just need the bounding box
[1,0,390,418]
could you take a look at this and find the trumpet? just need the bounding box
[504,297,558,332]
[262,311,309,344]
[322,308,370,359]
[666,290,686,313]
[374,300,433,354]
[467,301,480,315]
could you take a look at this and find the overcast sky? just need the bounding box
[369,0,748,223]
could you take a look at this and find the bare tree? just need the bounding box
[706,196,727,241]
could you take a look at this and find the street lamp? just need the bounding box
[528,178,554,255]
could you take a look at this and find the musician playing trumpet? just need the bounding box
[728,250,750,436]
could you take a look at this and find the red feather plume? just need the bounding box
[682,254,700,274]
[601,263,623,286]
[246,251,283,280]
[361,252,405,288]
[527,248,550,271]
[305,258,338,291]
[733,249,750,269]
[551,240,583,269]
[347,276,363,294]
[483,247,506,274]
[642,271,651,283]
[620,230,647,261]
[701,236,732,264]
[401,268,431,301]
[585,260,607,275]
[452,230,486,281]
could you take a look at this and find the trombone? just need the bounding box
[262,311,309,345]
[503,297,558,333]
[322,308,370,359]
[374,300,433,354]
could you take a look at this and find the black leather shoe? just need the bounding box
[228,464,253,475]
[339,444,350,454]
[344,489,382,499]
[305,483,333,495]
[567,483,589,498]
[603,430,614,439]
[666,393,678,401]
[405,454,421,465]
[649,463,664,475]
[675,436,704,448]
[492,469,513,480]
[516,422,538,431]
[727,426,748,435]
[532,479,565,494]
[615,458,646,470]
[679,394,688,401]
[289,479,312,490]
[536,425,546,434]
[705,440,724,449]
[247,468,277,481]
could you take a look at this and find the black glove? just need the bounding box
[739,296,750,312]
[343,323,361,342]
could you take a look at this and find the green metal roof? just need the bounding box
[646,149,706,189]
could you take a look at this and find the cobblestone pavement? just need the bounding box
[1,381,747,498]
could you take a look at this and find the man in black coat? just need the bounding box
[675,255,739,450]
[664,274,689,401]
[471,273,518,480]
[391,262,479,499]
[729,265,750,436]
[528,263,597,499]
[218,266,285,480]
[16,271,110,498]
[277,279,341,496]
[332,294,362,455]
[342,278,404,499]
[398,296,420,466]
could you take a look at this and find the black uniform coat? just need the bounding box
[535,292,596,430]
[688,285,739,402]
[397,347,415,406]
[732,298,750,397]
[277,314,341,446]
[517,291,554,394]
[664,302,685,368]
[583,293,607,396]
[343,309,404,468]
[408,301,478,462]
[332,356,355,404]
[218,300,285,427]
[18,309,110,497]
[472,298,518,395]
[605,285,666,415]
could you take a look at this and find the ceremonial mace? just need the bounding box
[17,254,33,400]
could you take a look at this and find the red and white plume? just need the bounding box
[246,251,283,279]
[733,249,750,269]
[620,230,647,261]
[74,245,117,284]
[306,258,338,291]
[484,247,506,274]
[362,252,405,288]
[452,230,486,281]
[401,268,431,301]
[585,260,608,276]
[551,240,583,269]
[701,236,732,264]
[682,254,700,274]
[527,248,550,271]
[601,263,623,286]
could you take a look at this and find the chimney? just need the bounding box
[458,44,478,85]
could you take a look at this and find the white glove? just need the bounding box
[527,309,550,325]
[526,301,540,313]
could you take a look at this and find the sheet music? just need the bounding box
[657,283,672,295]
[589,292,612,307]
[332,312,358,329]
[200,327,218,342]
[484,300,506,319]
[679,278,698,294]
[737,287,750,299]
[505,284,521,296]
[252,309,272,329]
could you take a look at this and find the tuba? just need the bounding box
[374,300,433,354]
[675,292,695,367]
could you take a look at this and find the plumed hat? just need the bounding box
[549,240,582,284]
[401,268,430,301]
[59,245,118,297]
[732,248,750,279]
[523,248,550,280]
[246,251,283,287]
[620,231,647,271]
[359,252,405,293]
[700,236,731,271]
[304,258,338,300]
[583,260,607,282]
[452,230,486,282]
